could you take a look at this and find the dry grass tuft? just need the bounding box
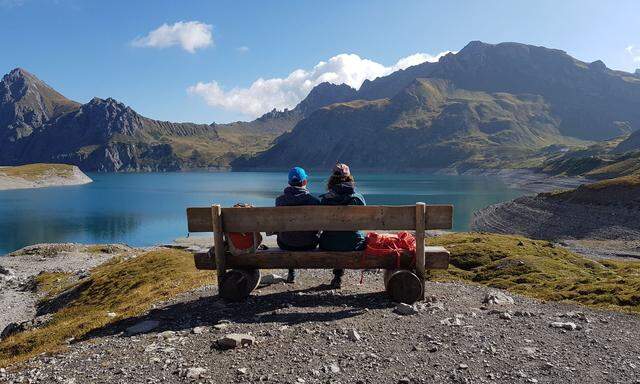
[429,233,640,313]
[0,249,214,367]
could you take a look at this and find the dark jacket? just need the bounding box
[275,186,321,250]
[319,182,366,251]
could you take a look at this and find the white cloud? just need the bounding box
[626,45,640,63]
[188,51,453,118]
[236,46,250,53]
[131,21,213,53]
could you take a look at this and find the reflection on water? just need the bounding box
[0,172,524,255]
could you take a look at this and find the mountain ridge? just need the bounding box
[0,70,349,171]
[3,41,640,172]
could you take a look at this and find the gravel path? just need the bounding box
[3,269,640,384]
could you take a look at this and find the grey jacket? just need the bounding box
[275,186,321,250]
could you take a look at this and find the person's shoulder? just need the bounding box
[351,193,366,205]
[275,194,286,206]
[308,194,321,204]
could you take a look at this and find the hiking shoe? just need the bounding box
[330,276,342,289]
[286,270,296,284]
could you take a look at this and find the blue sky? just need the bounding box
[1,0,639,124]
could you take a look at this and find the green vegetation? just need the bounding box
[35,272,75,298]
[0,249,214,367]
[428,233,640,313]
[0,163,75,181]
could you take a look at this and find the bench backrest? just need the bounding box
[186,204,453,232]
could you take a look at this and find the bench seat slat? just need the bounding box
[187,205,453,232]
[193,246,449,270]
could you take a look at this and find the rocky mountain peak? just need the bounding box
[1,68,80,142]
[73,97,142,137]
[589,60,608,71]
[294,82,358,116]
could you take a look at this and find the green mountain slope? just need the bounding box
[357,41,640,141]
[236,78,581,170]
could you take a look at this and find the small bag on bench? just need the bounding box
[226,203,263,255]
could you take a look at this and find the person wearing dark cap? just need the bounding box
[319,163,366,289]
[275,166,321,283]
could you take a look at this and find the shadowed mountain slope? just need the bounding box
[0,69,350,171]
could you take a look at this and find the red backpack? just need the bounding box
[364,232,417,268]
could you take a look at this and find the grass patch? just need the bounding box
[0,163,75,181]
[428,233,640,313]
[0,249,214,367]
[35,272,75,298]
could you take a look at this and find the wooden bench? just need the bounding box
[186,203,453,303]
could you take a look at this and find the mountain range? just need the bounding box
[2,41,640,172]
[0,69,351,171]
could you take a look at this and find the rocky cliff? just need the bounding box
[0,68,362,172]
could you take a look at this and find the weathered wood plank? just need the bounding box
[187,205,453,232]
[193,247,449,270]
[415,202,426,300]
[211,205,226,290]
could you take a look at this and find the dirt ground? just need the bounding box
[3,268,640,384]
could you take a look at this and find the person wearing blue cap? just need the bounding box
[275,166,321,283]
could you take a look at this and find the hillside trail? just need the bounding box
[3,269,640,384]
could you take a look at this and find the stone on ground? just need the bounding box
[550,321,578,331]
[394,303,418,316]
[217,333,256,349]
[260,273,284,285]
[483,290,515,305]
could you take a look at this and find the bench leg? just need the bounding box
[383,269,423,304]
[219,269,261,301]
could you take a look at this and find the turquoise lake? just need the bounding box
[0,172,524,255]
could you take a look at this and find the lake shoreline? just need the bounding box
[0,164,92,191]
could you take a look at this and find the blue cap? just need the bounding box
[288,167,308,185]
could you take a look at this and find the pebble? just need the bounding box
[499,312,512,320]
[441,314,464,326]
[483,290,515,306]
[185,367,207,379]
[394,303,418,316]
[550,321,577,331]
[347,328,361,342]
[260,273,284,285]
[157,330,176,340]
[217,333,256,349]
[192,326,206,334]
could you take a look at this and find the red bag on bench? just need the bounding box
[364,232,416,268]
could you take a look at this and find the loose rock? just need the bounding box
[483,290,515,306]
[347,328,361,342]
[185,367,207,379]
[260,274,284,285]
[217,333,256,349]
[550,321,577,331]
[394,303,418,316]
